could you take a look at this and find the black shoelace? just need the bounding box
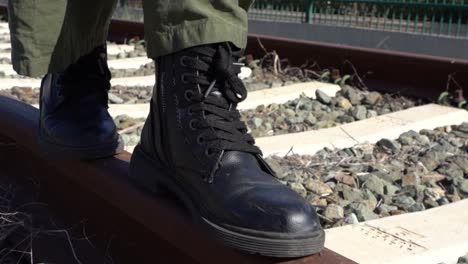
[181,43,261,162]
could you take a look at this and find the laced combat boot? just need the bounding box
[38,46,123,159]
[129,42,325,257]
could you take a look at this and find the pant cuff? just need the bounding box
[12,28,109,77]
[145,19,248,59]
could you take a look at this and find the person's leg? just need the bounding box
[8,0,117,77]
[130,0,325,258]
[8,0,123,159]
[143,0,253,58]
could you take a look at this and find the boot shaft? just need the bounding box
[140,42,262,179]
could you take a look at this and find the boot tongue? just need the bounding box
[191,43,263,181]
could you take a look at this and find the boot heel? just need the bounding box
[129,145,169,195]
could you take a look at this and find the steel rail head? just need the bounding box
[244,33,468,101]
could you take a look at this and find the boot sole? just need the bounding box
[129,145,325,258]
[38,128,124,160]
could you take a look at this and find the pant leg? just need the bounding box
[8,0,117,77]
[143,0,254,59]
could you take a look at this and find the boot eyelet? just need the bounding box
[189,119,197,130]
[184,90,194,102]
[180,56,189,67]
[205,148,215,157]
[196,135,205,144]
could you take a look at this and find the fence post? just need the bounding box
[305,0,314,23]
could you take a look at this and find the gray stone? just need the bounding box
[284,109,296,118]
[448,137,465,148]
[363,153,374,161]
[457,252,468,264]
[120,134,140,146]
[398,130,421,145]
[363,175,385,196]
[377,204,398,215]
[305,113,317,125]
[265,158,285,179]
[344,213,359,224]
[364,92,383,105]
[421,172,446,183]
[452,156,468,174]
[366,110,378,118]
[315,89,331,105]
[420,151,448,171]
[337,97,353,110]
[362,189,378,209]
[437,162,464,180]
[297,98,313,111]
[342,86,362,105]
[304,179,333,196]
[255,104,265,112]
[392,195,416,210]
[418,135,431,145]
[336,114,355,123]
[437,197,450,205]
[310,101,323,111]
[108,93,124,104]
[423,198,440,209]
[402,173,420,187]
[408,202,426,212]
[457,179,468,196]
[286,116,300,125]
[289,182,307,197]
[351,105,367,120]
[384,184,400,196]
[326,181,336,190]
[346,202,379,222]
[434,138,459,153]
[324,204,345,220]
[424,187,444,201]
[340,184,364,202]
[321,172,337,182]
[452,123,468,138]
[315,120,335,129]
[252,117,263,128]
[377,138,401,152]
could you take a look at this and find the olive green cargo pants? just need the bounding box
[8,0,253,77]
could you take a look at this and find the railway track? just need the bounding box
[0,8,467,264]
[107,18,468,102]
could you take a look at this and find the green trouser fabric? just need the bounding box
[8,0,253,77]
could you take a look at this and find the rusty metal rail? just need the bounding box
[0,95,355,263]
[245,34,468,101]
[107,19,467,101]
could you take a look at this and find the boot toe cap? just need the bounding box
[42,111,119,147]
[224,184,322,235]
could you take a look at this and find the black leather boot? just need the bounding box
[129,43,325,257]
[38,46,123,159]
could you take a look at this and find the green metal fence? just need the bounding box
[117,0,468,38]
[249,0,468,38]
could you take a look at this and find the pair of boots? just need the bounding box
[39,43,325,258]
